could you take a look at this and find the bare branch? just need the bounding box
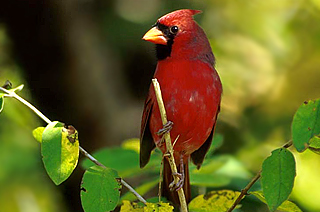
[152,78,188,212]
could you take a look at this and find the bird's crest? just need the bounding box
[158,9,202,26]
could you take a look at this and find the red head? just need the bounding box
[143,9,213,63]
[157,9,201,32]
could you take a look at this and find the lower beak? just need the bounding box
[142,27,167,45]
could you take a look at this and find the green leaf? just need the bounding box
[41,121,79,185]
[121,178,158,202]
[251,191,302,212]
[32,127,45,143]
[191,173,231,187]
[292,99,320,152]
[81,147,142,178]
[120,200,173,212]
[190,155,252,187]
[81,166,121,212]
[308,134,320,154]
[82,140,162,178]
[0,97,3,113]
[261,148,296,211]
[188,190,241,212]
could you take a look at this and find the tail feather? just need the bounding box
[162,157,191,206]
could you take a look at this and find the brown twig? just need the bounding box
[227,171,261,212]
[227,140,293,212]
[152,79,188,212]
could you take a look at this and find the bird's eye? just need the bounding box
[170,26,179,34]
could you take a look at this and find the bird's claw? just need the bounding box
[156,121,174,136]
[169,172,184,191]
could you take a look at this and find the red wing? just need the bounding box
[190,104,220,169]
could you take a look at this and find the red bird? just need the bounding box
[140,9,222,205]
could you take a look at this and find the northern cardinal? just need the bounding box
[140,9,222,205]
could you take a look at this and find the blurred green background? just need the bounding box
[0,0,320,211]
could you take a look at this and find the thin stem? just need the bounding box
[1,86,147,204]
[158,157,164,202]
[79,146,106,168]
[152,79,188,212]
[227,171,261,212]
[227,140,293,212]
[79,146,147,204]
[121,180,147,204]
[0,86,51,124]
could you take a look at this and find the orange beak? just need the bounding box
[142,27,167,45]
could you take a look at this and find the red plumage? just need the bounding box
[140,9,222,206]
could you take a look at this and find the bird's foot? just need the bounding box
[169,172,184,191]
[168,155,185,191]
[156,121,174,136]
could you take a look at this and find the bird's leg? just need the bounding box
[157,121,174,147]
[156,121,174,136]
[168,154,185,191]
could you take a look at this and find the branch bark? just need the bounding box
[152,79,188,212]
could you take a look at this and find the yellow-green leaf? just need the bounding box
[120,201,173,212]
[251,191,302,212]
[144,202,174,212]
[120,200,143,212]
[308,135,320,154]
[32,127,45,143]
[188,190,241,212]
[41,121,79,185]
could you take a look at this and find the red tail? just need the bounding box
[162,158,191,206]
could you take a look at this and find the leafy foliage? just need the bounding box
[120,200,174,212]
[82,146,144,178]
[188,190,241,212]
[0,83,24,113]
[41,121,79,185]
[308,134,320,155]
[121,178,158,202]
[190,155,252,188]
[1,82,314,212]
[292,99,320,152]
[251,191,302,212]
[81,141,162,175]
[81,166,122,212]
[32,126,45,142]
[261,148,296,211]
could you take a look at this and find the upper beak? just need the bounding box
[142,27,167,45]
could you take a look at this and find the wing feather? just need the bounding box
[140,95,156,168]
